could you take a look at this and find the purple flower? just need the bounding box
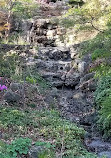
[0,84,7,91]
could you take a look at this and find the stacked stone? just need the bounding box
[30,19,66,47]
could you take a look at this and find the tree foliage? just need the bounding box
[64,0,111,31]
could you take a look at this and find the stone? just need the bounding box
[3,90,21,103]
[21,19,33,32]
[80,72,95,83]
[82,54,92,64]
[80,111,96,126]
[47,30,56,39]
[98,151,111,158]
[86,137,111,153]
[10,83,23,92]
[70,46,79,59]
[50,87,58,97]
[73,92,86,100]
[79,78,97,92]
[88,80,97,91]
[65,72,80,87]
[28,146,44,158]
[78,61,88,73]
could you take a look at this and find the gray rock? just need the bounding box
[65,72,80,86]
[82,54,92,64]
[21,19,33,32]
[70,46,79,59]
[10,83,23,92]
[4,90,21,103]
[80,111,96,126]
[78,61,88,73]
[88,80,97,91]
[73,92,86,100]
[49,49,69,60]
[80,72,95,83]
[28,146,44,158]
[87,138,111,153]
[79,78,97,92]
[98,151,111,158]
[50,87,58,98]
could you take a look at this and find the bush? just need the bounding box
[95,75,111,106]
[12,0,38,19]
[97,96,111,139]
[0,138,31,158]
[0,107,97,157]
[95,75,111,138]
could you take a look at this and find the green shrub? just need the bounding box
[7,138,31,158]
[95,75,111,105]
[97,96,111,139]
[95,75,111,138]
[0,138,31,158]
[0,51,18,77]
[80,29,111,57]
[0,107,96,157]
[90,64,111,78]
[91,49,110,61]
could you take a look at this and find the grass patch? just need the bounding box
[90,64,111,78]
[80,29,111,58]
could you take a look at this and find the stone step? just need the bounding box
[36,59,71,72]
[40,71,64,86]
[38,46,71,60]
[26,58,71,72]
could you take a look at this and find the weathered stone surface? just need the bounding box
[48,48,70,60]
[65,72,80,86]
[10,83,23,92]
[98,151,111,158]
[38,47,71,61]
[70,44,80,59]
[3,90,21,103]
[80,72,95,83]
[73,91,86,100]
[86,137,111,153]
[78,61,88,73]
[79,78,97,92]
[80,111,96,126]
[28,146,44,158]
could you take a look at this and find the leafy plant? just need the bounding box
[26,76,36,84]
[95,75,111,138]
[97,96,111,139]
[95,75,111,105]
[0,107,96,157]
[35,141,55,149]
[7,138,31,157]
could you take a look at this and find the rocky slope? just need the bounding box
[1,1,111,157]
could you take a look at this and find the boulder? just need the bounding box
[10,83,23,92]
[3,90,21,103]
[65,72,80,87]
[86,137,111,153]
[28,146,44,158]
[79,78,97,92]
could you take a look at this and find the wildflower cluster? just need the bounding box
[0,84,7,91]
[0,77,7,91]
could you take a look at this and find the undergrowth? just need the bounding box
[0,107,97,157]
[80,26,111,139]
[95,75,111,139]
